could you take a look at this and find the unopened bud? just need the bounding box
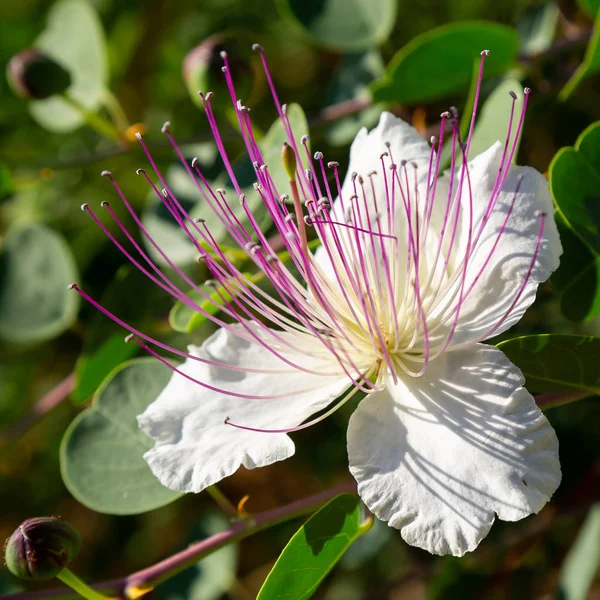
[281,142,297,182]
[6,49,71,100]
[4,517,81,581]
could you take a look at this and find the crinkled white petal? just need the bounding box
[139,326,350,493]
[436,142,562,345]
[347,343,560,557]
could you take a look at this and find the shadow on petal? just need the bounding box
[347,343,560,556]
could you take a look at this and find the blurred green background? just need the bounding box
[2,0,600,597]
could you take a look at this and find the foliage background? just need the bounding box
[1,0,600,597]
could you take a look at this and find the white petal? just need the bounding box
[347,344,560,557]
[333,113,432,230]
[440,143,562,344]
[345,112,432,188]
[315,113,430,292]
[139,326,350,493]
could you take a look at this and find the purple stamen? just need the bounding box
[71,47,544,435]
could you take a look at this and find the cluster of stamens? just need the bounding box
[69,47,546,434]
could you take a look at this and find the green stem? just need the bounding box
[101,90,130,134]
[558,12,600,101]
[205,485,238,517]
[56,569,110,600]
[61,93,121,142]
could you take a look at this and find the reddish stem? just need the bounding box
[3,372,76,440]
[1,480,357,600]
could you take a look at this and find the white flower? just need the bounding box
[74,49,562,556]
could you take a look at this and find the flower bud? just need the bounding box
[183,34,253,108]
[6,49,72,100]
[4,517,81,580]
[281,142,297,182]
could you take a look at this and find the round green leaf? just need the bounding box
[73,333,138,403]
[257,493,370,600]
[278,0,397,51]
[0,224,79,344]
[551,216,600,323]
[550,121,600,257]
[372,21,519,104]
[60,358,180,515]
[29,0,108,133]
[497,334,600,395]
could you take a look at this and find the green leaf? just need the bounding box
[277,0,397,51]
[0,224,79,344]
[85,264,174,349]
[0,163,14,202]
[549,121,600,257]
[517,0,559,56]
[228,104,310,195]
[158,512,238,600]
[577,0,600,21]
[169,272,261,333]
[72,333,138,403]
[168,237,317,333]
[60,358,180,515]
[257,493,370,600]
[497,334,600,395]
[465,77,524,159]
[255,103,310,196]
[372,21,519,104]
[141,166,237,267]
[559,9,600,100]
[325,50,386,147]
[144,104,309,267]
[30,0,108,133]
[440,75,524,169]
[170,288,234,335]
[0,571,23,596]
[339,518,392,570]
[551,216,600,322]
[169,283,226,334]
[558,504,600,600]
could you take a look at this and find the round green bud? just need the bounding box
[6,49,72,100]
[4,517,81,581]
[281,142,297,182]
[183,34,254,108]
